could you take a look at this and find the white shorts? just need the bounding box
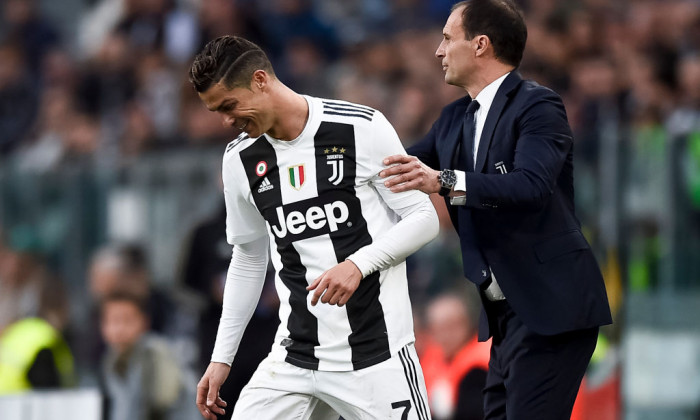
[232,343,431,420]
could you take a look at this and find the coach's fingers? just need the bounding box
[388,177,424,193]
[379,163,408,179]
[382,154,413,167]
[383,167,418,188]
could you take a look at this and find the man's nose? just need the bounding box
[435,42,445,58]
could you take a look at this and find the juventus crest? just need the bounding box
[325,146,346,185]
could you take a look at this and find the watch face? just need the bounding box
[440,170,456,186]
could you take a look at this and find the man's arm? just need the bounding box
[382,92,572,210]
[307,111,440,306]
[196,236,269,420]
[346,198,439,275]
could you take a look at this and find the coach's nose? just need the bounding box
[436,40,446,58]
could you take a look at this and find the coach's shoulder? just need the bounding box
[519,78,563,102]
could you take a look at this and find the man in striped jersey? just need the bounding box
[189,35,438,420]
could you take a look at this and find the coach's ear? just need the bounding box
[474,34,490,57]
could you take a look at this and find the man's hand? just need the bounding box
[307,260,362,307]
[380,155,441,194]
[196,362,231,420]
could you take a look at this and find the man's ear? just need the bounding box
[252,70,267,90]
[474,35,490,57]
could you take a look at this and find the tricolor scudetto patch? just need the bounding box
[288,164,305,190]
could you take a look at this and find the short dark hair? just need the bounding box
[189,35,275,93]
[452,0,527,67]
[100,290,149,317]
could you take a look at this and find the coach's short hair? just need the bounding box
[189,35,276,93]
[453,0,527,67]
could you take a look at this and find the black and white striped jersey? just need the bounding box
[221,96,430,371]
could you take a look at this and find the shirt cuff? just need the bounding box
[450,170,466,206]
[454,170,466,192]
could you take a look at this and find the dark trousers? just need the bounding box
[482,300,598,420]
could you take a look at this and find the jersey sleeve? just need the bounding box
[222,152,268,245]
[345,111,440,277]
[210,236,269,365]
[368,111,433,209]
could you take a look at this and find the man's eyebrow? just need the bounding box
[215,100,235,112]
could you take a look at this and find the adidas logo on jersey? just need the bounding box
[257,177,274,193]
[271,200,349,239]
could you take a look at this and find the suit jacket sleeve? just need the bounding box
[406,118,440,169]
[464,89,572,210]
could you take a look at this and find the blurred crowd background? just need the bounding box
[1,0,700,419]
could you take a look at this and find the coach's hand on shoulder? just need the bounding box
[308,260,362,307]
[196,362,230,420]
[380,155,441,194]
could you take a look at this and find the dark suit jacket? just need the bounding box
[408,72,612,340]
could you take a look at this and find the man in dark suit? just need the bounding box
[380,1,612,418]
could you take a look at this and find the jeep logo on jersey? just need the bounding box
[288,164,305,190]
[270,200,350,240]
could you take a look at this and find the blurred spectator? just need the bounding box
[76,31,137,161]
[115,0,178,53]
[0,42,38,156]
[197,0,265,52]
[1,0,59,76]
[0,225,73,395]
[99,291,197,420]
[279,38,332,97]
[0,316,75,395]
[668,53,700,138]
[258,0,339,63]
[419,293,490,420]
[0,224,69,333]
[78,243,176,379]
[79,0,198,64]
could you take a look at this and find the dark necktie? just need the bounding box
[462,100,480,172]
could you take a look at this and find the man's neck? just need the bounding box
[267,84,309,141]
[465,63,514,99]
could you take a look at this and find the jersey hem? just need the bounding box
[281,335,415,372]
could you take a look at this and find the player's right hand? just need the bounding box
[196,362,231,420]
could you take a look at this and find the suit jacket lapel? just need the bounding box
[474,72,522,173]
[441,102,469,169]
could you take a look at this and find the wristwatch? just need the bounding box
[438,169,457,196]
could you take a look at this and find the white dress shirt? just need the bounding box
[451,72,510,205]
[449,73,510,301]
